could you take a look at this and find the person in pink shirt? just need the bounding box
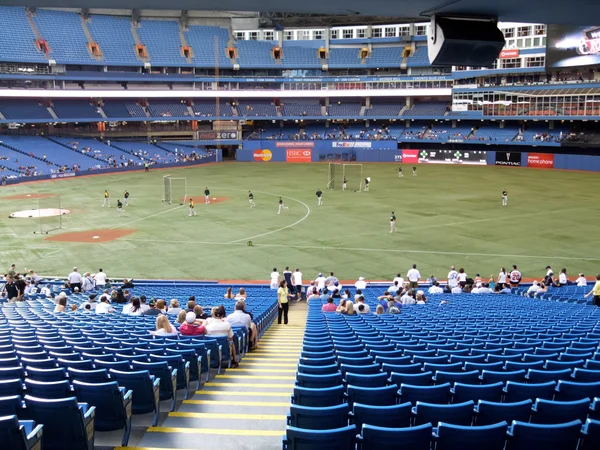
[321,297,337,312]
[179,312,206,336]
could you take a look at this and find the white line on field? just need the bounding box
[108,204,185,229]
[116,238,600,262]
[226,190,311,244]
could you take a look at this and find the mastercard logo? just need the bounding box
[253,150,272,162]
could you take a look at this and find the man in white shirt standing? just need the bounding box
[94,269,107,289]
[407,264,421,290]
[355,277,367,290]
[315,273,327,292]
[293,268,303,301]
[447,266,459,291]
[67,267,83,293]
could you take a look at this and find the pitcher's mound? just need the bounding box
[181,196,229,205]
[2,193,57,200]
[45,229,136,243]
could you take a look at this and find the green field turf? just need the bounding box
[1,162,599,281]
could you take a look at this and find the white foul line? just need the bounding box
[109,204,185,229]
[226,190,311,244]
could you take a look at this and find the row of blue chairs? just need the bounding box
[283,419,600,450]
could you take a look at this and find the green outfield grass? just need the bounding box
[1,162,599,281]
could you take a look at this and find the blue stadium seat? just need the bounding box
[282,425,356,450]
[434,421,508,450]
[507,419,582,450]
[297,372,344,388]
[526,369,572,383]
[299,356,337,367]
[0,379,24,397]
[345,372,388,387]
[480,369,525,384]
[24,379,72,399]
[357,423,433,450]
[25,367,66,382]
[0,414,43,450]
[573,368,600,382]
[349,402,412,430]
[413,400,474,427]
[531,398,591,424]
[346,385,398,408]
[131,361,178,411]
[93,360,131,372]
[68,368,110,383]
[298,363,339,375]
[108,369,160,426]
[287,404,349,430]
[474,399,532,425]
[390,371,433,386]
[0,395,26,419]
[72,381,133,446]
[23,395,95,450]
[555,380,600,401]
[504,381,557,402]
[581,418,600,450]
[382,363,423,375]
[399,383,451,405]
[149,354,191,399]
[292,385,345,407]
[340,363,380,376]
[434,370,480,385]
[452,382,504,403]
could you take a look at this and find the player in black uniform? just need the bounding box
[364,177,371,192]
[316,188,323,206]
[390,211,396,233]
[124,190,129,206]
[342,176,347,191]
[277,197,289,215]
[398,167,403,178]
[248,191,256,208]
[502,190,508,206]
[204,187,211,204]
[412,166,417,177]
[116,199,123,215]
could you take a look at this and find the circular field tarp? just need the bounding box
[9,208,70,219]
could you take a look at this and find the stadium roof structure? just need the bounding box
[2,0,599,26]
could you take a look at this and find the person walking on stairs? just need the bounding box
[277,280,290,324]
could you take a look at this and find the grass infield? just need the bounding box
[1,162,599,281]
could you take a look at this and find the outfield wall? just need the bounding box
[238,142,600,171]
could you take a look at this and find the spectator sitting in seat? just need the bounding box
[307,288,320,303]
[194,305,209,319]
[342,301,357,315]
[224,287,234,299]
[121,278,134,289]
[114,289,126,304]
[387,300,401,314]
[416,292,427,304]
[428,282,444,294]
[180,311,206,336]
[336,299,347,313]
[321,297,337,312]
[402,290,416,305]
[331,288,341,299]
[341,289,352,300]
[124,297,143,315]
[143,298,162,316]
[167,299,182,316]
[355,295,370,313]
[81,293,98,311]
[354,289,363,301]
[527,281,541,297]
[123,290,132,302]
[176,310,187,323]
[378,291,394,310]
[535,282,548,297]
[40,284,52,298]
[375,305,385,314]
[54,295,67,313]
[205,306,239,367]
[187,298,196,312]
[500,283,512,294]
[227,301,258,348]
[576,274,587,287]
[235,288,247,300]
[139,295,149,312]
[151,315,178,336]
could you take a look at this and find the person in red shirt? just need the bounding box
[179,312,206,336]
[321,297,337,312]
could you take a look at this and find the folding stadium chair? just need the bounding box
[581,419,600,450]
[424,362,463,373]
[474,399,532,426]
[344,372,388,388]
[296,372,343,389]
[464,361,505,372]
[434,370,480,386]
[382,363,423,375]
[24,379,72,399]
[480,369,525,384]
[0,395,26,419]
[339,363,380,376]
[449,354,486,364]
[375,356,412,366]
[131,361,178,412]
[282,425,356,450]
[399,383,452,405]
[68,368,110,383]
[390,371,433,387]
[503,381,557,402]
[94,360,131,372]
[24,395,95,450]
[434,421,508,450]
[298,363,339,375]
[0,357,20,368]
[0,379,24,397]
[299,356,337,367]
[555,380,600,401]
[0,414,43,450]
[573,368,600,382]
[505,360,545,372]
[338,356,373,366]
[413,400,474,427]
[150,354,191,400]
[356,423,433,450]
[291,385,345,407]
[546,359,585,371]
[531,398,591,424]
[57,359,94,370]
[287,404,349,430]
[0,367,26,380]
[349,402,412,430]
[25,367,67,382]
[507,420,582,450]
[346,385,398,408]
[108,369,160,426]
[73,381,133,447]
[451,382,504,403]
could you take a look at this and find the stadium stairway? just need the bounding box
[119,301,308,450]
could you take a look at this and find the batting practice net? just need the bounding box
[163,176,187,205]
[34,195,64,234]
[343,164,363,192]
[326,162,341,190]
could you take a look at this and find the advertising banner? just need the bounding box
[275,142,315,148]
[286,149,312,163]
[495,152,522,166]
[528,153,555,168]
[546,24,600,68]
[499,49,520,59]
[332,141,372,148]
[253,150,272,162]
[418,150,487,165]
[197,131,238,140]
[400,149,419,163]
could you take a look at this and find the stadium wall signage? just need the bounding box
[332,142,372,148]
[253,150,273,161]
[400,149,420,163]
[286,149,312,163]
[418,150,487,165]
[275,142,314,148]
[527,153,555,168]
[499,49,520,59]
[495,152,522,166]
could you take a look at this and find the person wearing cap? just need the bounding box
[179,312,207,336]
[81,293,98,311]
[355,277,367,290]
[143,299,162,316]
[315,273,326,291]
[527,281,541,297]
